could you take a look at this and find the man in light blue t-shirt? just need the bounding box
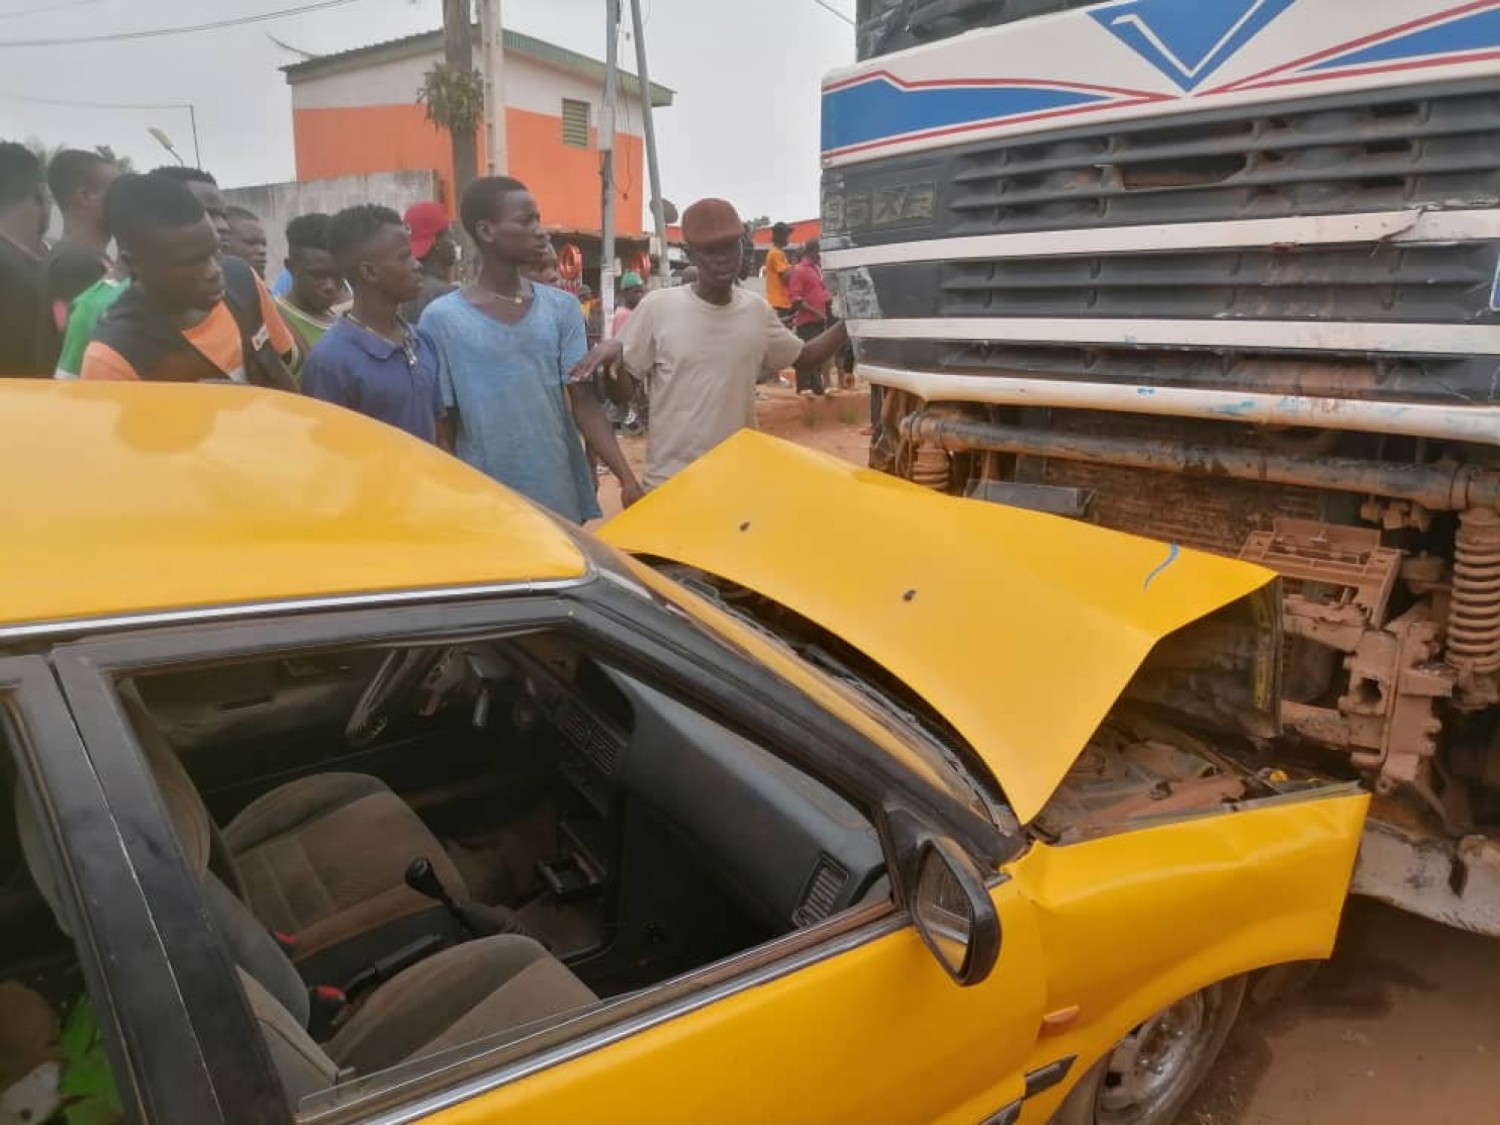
[421,177,641,523]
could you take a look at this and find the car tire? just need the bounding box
[1051,975,1246,1125]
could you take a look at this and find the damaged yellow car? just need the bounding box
[0,383,1366,1125]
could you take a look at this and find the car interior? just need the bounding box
[1,626,890,1115]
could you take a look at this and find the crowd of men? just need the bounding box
[0,139,847,519]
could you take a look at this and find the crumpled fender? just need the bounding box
[1011,787,1369,1121]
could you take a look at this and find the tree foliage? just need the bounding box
[417,63,485,136]
[24,138,136,173]
[94,145,135,173]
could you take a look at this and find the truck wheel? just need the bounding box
[1052,976,1245,1125]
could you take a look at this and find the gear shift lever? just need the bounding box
[404,857,507,939]
[405,857,456,909]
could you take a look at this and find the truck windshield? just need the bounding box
[857,0,1097,59]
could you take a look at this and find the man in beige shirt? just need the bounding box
[577,198,848,488]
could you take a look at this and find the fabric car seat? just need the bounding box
[15,756,597,1109]
[120,688,472,970]
[222,772,468,963]
[208,874,597,1106]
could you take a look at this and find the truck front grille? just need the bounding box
[938,241,1500,324]
[947,84,1500,235]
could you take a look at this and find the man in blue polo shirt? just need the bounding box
[300,204,442,442]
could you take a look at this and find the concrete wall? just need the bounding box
[223,169,439,280]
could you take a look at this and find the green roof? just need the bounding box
[282,26,674,107]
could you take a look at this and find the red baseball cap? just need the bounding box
[404,201,451,259]
[681,198,743,245]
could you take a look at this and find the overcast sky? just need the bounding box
[0,0,855,222]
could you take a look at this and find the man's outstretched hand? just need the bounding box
[569,338,625,383]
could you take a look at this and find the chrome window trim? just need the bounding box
[308,901,906,1125]
[0,577,588,644]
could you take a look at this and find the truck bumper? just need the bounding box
[1352,817,1500,937]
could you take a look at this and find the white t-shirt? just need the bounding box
[620,285,803,488]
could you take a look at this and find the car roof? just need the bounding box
[0,381,588,632]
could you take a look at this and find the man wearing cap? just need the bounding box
[573,198,848,490]
[602,268,646,413]
[400,200,458,322]
[611,271,646,337]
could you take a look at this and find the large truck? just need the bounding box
[823,0,1500,934]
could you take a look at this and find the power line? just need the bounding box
[0,89,193,111]
[809,0,854,26]
[0,0,106,23]
[0,0,366,48]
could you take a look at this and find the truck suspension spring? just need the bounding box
[1450,507,1500,675]
[910,447,951,491]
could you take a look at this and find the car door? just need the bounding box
[44,591,1054,1125]
[411,878,1050,1125]
[379,583,1055,1125]
[0,653,279,1125]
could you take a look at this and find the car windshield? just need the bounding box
[577,536,1006,828]
[738,611,1011,828]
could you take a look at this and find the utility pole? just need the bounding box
[187,104,202,168]
[600,0,621,334]
[478,0,507,173]
[441,0,478,197]
[628,0,670,285]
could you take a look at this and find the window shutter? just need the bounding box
[561,99,591,148]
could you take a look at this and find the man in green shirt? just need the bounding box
[54,272,127,378]
[274,212,343,359]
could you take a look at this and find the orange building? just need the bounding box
[666,219,820,255]
[282,27,674,238]
[752,219,820,249]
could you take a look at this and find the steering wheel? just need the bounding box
[343,648,446,747]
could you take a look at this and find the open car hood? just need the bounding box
[600,432,1279,823]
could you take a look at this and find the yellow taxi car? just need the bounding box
[0,382,1367,1125]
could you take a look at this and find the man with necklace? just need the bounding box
[421,176,642,521]
[300,204,442,443]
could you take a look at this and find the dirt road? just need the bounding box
[1184,899,1498,1125]
[597,387,1499,1124]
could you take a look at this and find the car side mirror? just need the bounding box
[913,838,1001,987]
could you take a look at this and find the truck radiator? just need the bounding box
[1041,460,1326,558]
[977,411,1335,556]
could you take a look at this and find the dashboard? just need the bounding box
[506,641,887,932]
[129,631,891,937]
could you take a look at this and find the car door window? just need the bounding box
[99,625,892,1118]
[0,691,124,1125]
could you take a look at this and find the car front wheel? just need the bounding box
[1052,975,1245,1125]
